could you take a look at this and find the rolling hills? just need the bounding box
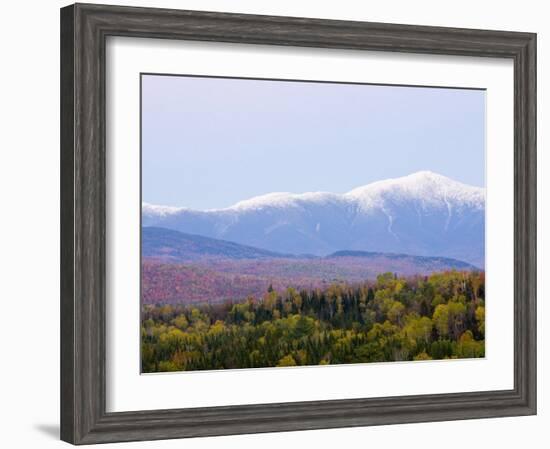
[141,227,479,304]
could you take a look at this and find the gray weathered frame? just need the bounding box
[60,3,537,445]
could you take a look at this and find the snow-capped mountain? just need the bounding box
[142,171,485,267]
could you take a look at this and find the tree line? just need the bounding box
[141,270,485,372]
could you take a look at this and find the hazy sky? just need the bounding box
[142,74,485,210]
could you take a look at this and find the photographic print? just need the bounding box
[140,74,486,373]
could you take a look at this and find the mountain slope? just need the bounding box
[143,171,485,266]
[142,226,293,262]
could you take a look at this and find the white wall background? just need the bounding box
[0,0,546,447]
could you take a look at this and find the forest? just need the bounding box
[141,270,485,372]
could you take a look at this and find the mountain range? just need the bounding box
[143,171,485,267]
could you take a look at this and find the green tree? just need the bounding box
[433,304,450,337]
[277,355,297,367]
[413,351,432,361]
[475,305,485,337]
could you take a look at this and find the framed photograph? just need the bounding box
[60,3,536,444]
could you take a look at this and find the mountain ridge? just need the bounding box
[143,171,484,213]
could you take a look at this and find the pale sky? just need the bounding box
[142,74,485,209]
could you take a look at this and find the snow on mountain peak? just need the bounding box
[142,202,185,217]
[345,171,484,211]
[231,191,342,211]
[143,172,484,215]
[231,192,294,210]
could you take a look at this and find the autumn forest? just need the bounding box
[141,270,485,372]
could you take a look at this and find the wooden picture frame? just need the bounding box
[60,3,536,444]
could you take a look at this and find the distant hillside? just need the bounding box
[328,250,477,270]
[142,227,292,262]
[141,261,271,304]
